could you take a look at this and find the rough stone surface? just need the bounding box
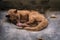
[0,10,60,40]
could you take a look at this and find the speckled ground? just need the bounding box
[0,10,60,40]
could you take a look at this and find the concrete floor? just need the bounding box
[0,11,60,40]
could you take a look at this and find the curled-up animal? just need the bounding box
[6,9,48,31]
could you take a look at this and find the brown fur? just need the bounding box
[7,9,19,23]
[24,10,48,31]
[6,9,48,31]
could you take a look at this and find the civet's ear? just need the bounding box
[14,9,17,13]
[5,15,10,18]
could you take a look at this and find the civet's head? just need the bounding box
[6,9,19,24]
[6,9,30,25]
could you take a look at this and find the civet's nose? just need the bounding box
[5,15,10,18]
